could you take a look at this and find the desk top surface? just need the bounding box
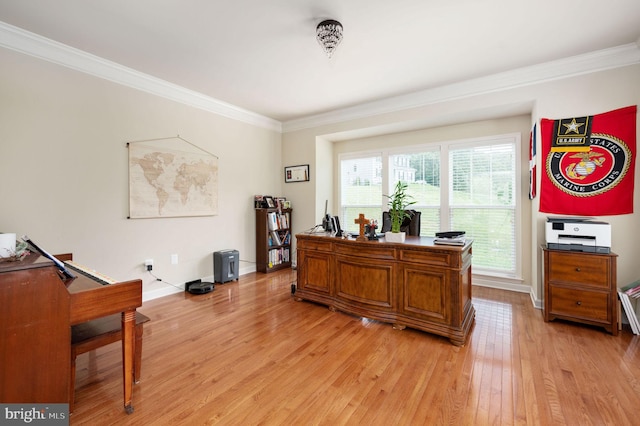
[297,232,472,250]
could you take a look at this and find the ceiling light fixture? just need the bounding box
[316,19,343,59]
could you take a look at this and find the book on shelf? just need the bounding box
[281,231,291,245]
[268,247,290,266]
[267,212,278,231]
[278,212,290,229]
[267,211,290,231]
[270,231,282,246]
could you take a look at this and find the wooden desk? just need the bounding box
[0,254,141,413]
[295,234,475,345]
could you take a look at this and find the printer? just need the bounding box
[545,217,611,253]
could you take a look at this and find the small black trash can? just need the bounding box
[213,250,239,283]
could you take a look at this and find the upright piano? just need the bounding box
[0,252,142,413]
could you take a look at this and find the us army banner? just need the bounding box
[550,115,593,152]
[539,105,636,216]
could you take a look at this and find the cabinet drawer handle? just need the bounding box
[575,267,581,272]
[576,301,582,306]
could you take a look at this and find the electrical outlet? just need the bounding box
[145,259,153,271]
[171,254,178,265]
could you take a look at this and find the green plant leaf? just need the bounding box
[384,181,416,233]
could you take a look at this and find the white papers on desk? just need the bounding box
[434,236,466,246]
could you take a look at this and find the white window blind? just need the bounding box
[339,134,520,277]
[340,154,382,233]
[389,150,441,237]
[449,142,516,273]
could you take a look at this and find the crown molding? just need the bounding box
[2,21,638,136]
[282,43,640,133]
[0,21,282,133]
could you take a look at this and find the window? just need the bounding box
[340,154,382,234]
[448,141,517,274]
[339,134,520,277]
[389,150,441,238]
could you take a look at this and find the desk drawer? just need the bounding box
[297,238,333,252]
[335,243,396,261]
[549,286,609,322]
[547,251,609,289]
[400,248,454,268]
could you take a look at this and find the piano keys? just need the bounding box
[64,259,117,285]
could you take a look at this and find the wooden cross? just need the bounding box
[354,213,370,242]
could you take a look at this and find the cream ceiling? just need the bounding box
[0,0,639,128]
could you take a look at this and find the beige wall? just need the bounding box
[0,48,282,300]
[282,64,640,306]
[2,42,638,305]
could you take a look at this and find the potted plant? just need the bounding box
[384,181,415,243]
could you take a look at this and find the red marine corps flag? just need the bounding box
[539,105,636,216]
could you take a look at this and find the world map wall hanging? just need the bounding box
[127,136,218,218]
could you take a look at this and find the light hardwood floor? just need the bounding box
[70,269,640,425]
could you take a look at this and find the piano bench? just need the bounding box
[70,311,150,412]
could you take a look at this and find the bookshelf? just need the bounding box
[255,208,292,273]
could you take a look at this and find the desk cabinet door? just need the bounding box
[335,255,395,310]
[399,265,450,324]
[297,250,332,295]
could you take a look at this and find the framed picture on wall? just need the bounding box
[285,164,310,183]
